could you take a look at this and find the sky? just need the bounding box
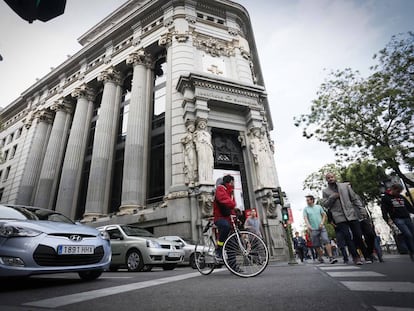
[1,0,413,229]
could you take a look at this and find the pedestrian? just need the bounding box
[373,231,384,262]
[303,195,338,264]
[244,208,262,238]
[305,231,317,260]
[292,231,306,262]
[322,173,369,264]
[381,183,414,261]
[358,203,377,263]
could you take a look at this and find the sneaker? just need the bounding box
[214,255,224,263]
[318,258,325,264]
[365,259,373,264]
[354,259,363,265]
[329,257,338,264]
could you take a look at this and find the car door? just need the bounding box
[106,227,126,265]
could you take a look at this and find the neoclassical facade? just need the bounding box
[0,0,288,259]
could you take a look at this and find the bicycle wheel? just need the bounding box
[223,231,269,278]
[194,237,216,275]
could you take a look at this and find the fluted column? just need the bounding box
[16,110,53,205]
[119,50,152,214]
[34,99,72,209]
[84,67,122,220]
[55,85,95,219]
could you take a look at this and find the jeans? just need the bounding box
[393,217,414,253]
[215,219,230,245]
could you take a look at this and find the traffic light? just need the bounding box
[5,0,66,23]
[281,206,289,223]
[272,187,284,206]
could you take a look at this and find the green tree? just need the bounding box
[302,163,343,194]
[294,32,414,186]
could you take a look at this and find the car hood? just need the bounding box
[0,220,99,236]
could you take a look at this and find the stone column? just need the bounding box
[16,110,53,205]
[34,99,72,209]
[55,85,95,219]
[119,50,152,215]
[84,67,122,221]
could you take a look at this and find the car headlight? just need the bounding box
[100,231,110,241]
[146,240,161,248]
[0,225,41,238]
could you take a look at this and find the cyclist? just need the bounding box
[213,174,236,262]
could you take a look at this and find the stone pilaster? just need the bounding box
[119,50,152,215]
[16,109,53,205]
[55,85,95,219]
[84,67,122,221]
[34,99,72,209]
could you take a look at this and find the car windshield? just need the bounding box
[0,205,74,224]
[121,225,153,237]
[0,205,37,220]
[182,238,196,245]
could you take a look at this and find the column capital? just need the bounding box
[35,109,54,124]
[97,67,122,85]
[71,84,96,102]
[51,98,72,114]
[126,49,152,68]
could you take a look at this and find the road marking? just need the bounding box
[100,276,133,279]
[374,307,414,311]
[24,271,203,309]
[327,271,385,277]
[341,282,414,293]
[319,266,361,270]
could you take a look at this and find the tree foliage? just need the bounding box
[295,32,414,186]
[303,160,387,205]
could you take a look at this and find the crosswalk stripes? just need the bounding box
[317,263,414,310]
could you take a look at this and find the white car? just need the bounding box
[159,236,198,269]
[97,225,185,272]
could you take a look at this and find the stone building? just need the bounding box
[0,0,288,259]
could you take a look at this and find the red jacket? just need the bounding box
[213,183,236,223]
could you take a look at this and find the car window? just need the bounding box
[107,229,123,240]
[121,225,153,237]
[0,205,37,220]
[26,208,74,224]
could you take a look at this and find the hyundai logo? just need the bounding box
[69,235,83,242]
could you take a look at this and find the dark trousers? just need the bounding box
[296,247,305,262]
[336,220,368,259]
[360,219,376,259]
[215,219,231,244]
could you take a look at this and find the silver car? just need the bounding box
[159,236,198,269]
[0,204,111,280]
[98,224,184,272]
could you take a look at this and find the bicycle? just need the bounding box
[194,215,269,278]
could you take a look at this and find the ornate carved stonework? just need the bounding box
[181,119,197,187]
[193,33,236,57]
[240,47,251,60]
[126,49,152,67]
[165,191,189,200]
[186,15,197,24]
[158,32,173,47]
[175,31,190,43]
[228,27,239,36]
[51,99,72,114]
[97,67,122,85]
[71,84,96,102]
[262,191,278,219]
[198,192,213,218]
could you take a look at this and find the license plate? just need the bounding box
[57,245,94,255]
[168,252,181,258]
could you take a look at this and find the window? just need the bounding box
[2,150,9,163]
[0,188,4,201]
[9,145,17,159]
[3,166,11,181]
[15,127,23,140]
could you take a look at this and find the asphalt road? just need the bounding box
[1,254,413,311]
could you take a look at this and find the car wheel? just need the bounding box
[190,254,197,269]
[162,263,177,271]
[126,249,144,272]
[78,270,103,281]
[109,265,119,272]
[142,265,153,272]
